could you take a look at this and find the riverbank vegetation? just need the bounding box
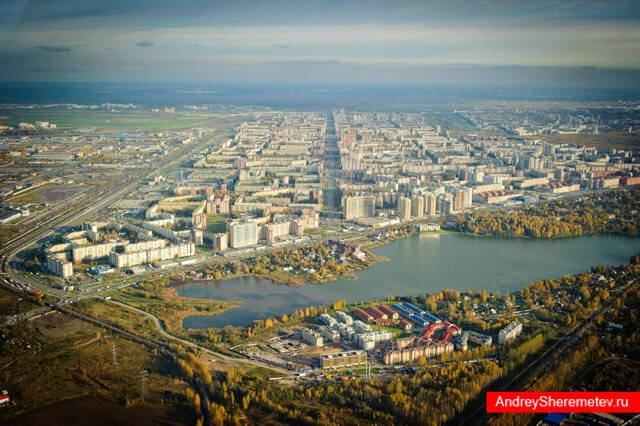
[175,255,640,425]
[112,277,240,336]
[10,253,635,425]
[450,187,640,237]
[195,241,390,287]
[188,301,346,349]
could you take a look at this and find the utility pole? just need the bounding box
[111,341,118,366]
[140,369,149,400]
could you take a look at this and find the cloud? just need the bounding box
[3,1,638,83]
[265,59,341,65]
[11,0,640,31]
[34,45,71,52]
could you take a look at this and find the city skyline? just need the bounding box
[1,0,640,87]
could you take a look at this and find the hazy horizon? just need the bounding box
[1,0,640,89]
[2,80,639,107]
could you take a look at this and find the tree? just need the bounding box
[579,286,591,301]
[210,402,226,426]
[242,395,251,410]
[448,303,457,317]
[193,394,201,413]
[598,289,610,301]
[333,300,346,310]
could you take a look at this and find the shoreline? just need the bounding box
[179,229,635,293]
[171,233,640,331]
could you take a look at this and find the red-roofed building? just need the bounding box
[352,308,374,323]
[366,306,388,321]
[378,305,399,319]
[399,320,412,331]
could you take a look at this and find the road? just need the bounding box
[458,276,640,426]
[52,304,213,423]
[56,304,163,350]
[8,186,92,229]
[0,119,249,424]
[1,119,239,262]
[107,300,293,375]
[1,114,298,377]
[321,111,343,228]
[1,118,239,293]
[0,114,298,424]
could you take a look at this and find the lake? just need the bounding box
[179,234,640,328]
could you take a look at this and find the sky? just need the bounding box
[1,0,640,87]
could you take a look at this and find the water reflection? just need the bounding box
[180,234,640,328]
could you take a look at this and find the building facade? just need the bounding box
[320,350,367,369]
[228,220,258,248]
[109,242,195,268]
[343,196,376,220]
[397,196,412,221]
[498,321,523,344]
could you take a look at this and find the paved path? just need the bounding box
[107,300,293,375]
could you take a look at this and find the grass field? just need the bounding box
[113,283,239,335]
[0,109,217,130]
[0,312,191,424]
[0,286,39,317]
[74,300,164,342]
[206,215,226,233]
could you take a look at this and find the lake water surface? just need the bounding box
[179,234,640,328]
